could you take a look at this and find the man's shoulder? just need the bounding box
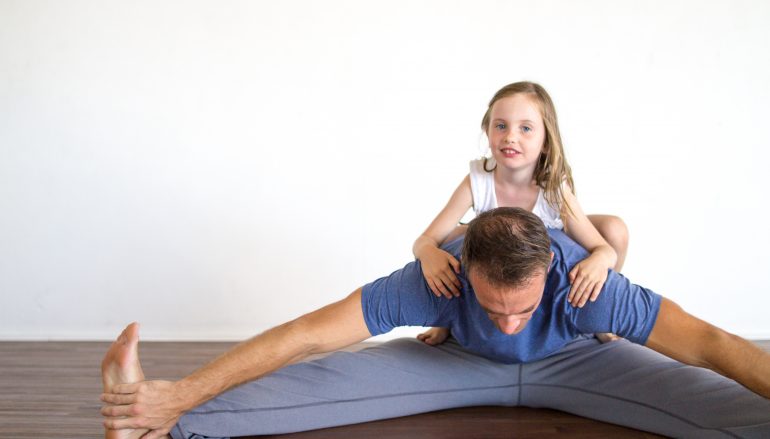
[440,235,465,258]
[547,228,590,266]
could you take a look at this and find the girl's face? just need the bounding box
[486,94,546,174]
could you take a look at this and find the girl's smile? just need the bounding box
[499,147,522,158]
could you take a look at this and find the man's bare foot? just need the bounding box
[101,322,147,439]
[417,327,451,346]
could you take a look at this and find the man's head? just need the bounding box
[462,207,552,335]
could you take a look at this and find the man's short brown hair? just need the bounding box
[462,207,552,288]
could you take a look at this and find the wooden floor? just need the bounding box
[2,340,768,439]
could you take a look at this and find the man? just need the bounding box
[101,207,770,439]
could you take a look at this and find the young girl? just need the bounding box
[414,81,628,346]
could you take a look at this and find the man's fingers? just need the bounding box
[100,403,136,417]
[143,427,171,439]
[111,383,140,394]
[103,416,141,430]
[101,392,134,405]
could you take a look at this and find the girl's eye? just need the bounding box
[495,123,506,130]
[521,126,532,133]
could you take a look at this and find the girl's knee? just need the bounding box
[445,224,469,243]
[592,215,629,251]
[605,216,629,245]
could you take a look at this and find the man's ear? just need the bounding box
[547,252,555,273]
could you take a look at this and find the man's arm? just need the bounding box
[102,288,371,434]
[645,298,770,398]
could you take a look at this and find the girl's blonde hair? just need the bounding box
[480,81,576,219]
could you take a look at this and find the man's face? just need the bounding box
[468,269,546,335]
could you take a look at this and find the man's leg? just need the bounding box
[171,338,521,439]
[521,337,770,438]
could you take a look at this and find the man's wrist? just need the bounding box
[174,376,211,412]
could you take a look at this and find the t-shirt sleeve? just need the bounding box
[361,260,449,336]
[566,270,662,345]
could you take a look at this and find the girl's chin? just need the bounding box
[493,157,537,171]
[493,154,525,164]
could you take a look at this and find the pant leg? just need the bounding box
[521,338,770,438]
[170,338,521,439]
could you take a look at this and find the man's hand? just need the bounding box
[417,327,451,346]
[101,379,186,438]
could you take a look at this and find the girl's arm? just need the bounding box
[562,186,618,307]
[413,175,473,298]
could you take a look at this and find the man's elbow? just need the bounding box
[286,288,369,357]
[700,327,744,375]
[283,317,321,358]
[268,317,318,364]
[646,298,727,372]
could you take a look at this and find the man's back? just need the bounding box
[361,228,661,363]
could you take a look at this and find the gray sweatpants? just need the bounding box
[170,337,770,439]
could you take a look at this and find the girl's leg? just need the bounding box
[587,214,628,271]
[444,224,468,243]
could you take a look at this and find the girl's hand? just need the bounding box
[419,246,462,298]
[567,254,610,307]
[417,327,450,346]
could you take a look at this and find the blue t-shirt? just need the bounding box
[361,229,662,364]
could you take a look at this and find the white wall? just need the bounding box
[1,0,769,340]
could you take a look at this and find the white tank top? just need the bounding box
[468,158,564,229]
